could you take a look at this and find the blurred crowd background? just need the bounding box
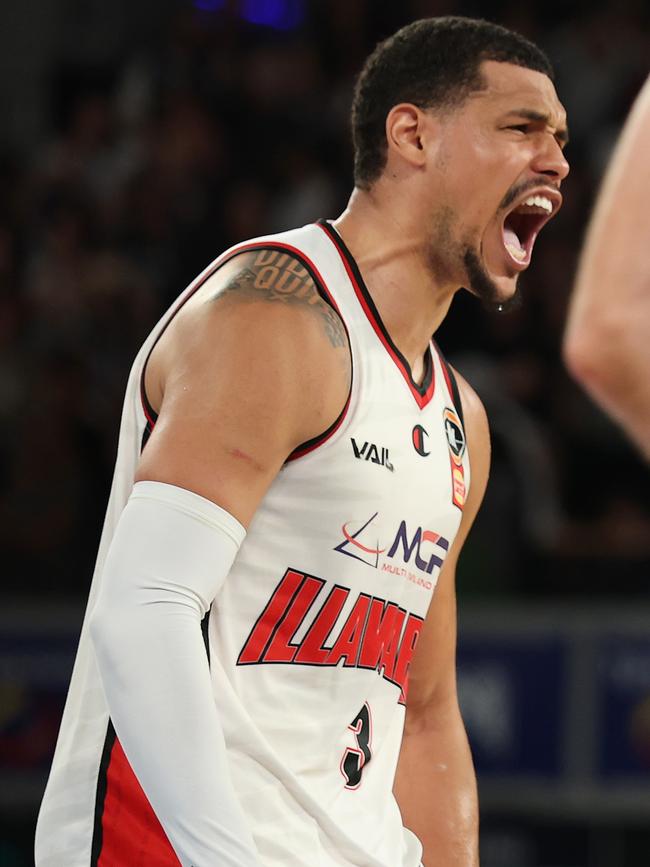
[0,1,648,866]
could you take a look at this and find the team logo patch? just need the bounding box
[443,407,466,509]
[411,424,430,457]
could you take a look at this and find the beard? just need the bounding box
[463,246,522,313]
[426,205,521,314]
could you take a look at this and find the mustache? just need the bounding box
[499,178,560,213]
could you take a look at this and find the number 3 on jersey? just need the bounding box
[341,703,372,789]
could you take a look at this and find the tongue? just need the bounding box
[504,225,524,252]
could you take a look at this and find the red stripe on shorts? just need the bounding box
[97,735,180,866]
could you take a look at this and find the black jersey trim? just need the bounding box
[141,418,154,452]
[281,244,353,461]
[90,720,116,866]
[201,609,211,664]
[287,389,352,461]
[446,364,464,430]
[317,219,435,408]
[139,239,353,462]
[433,342,465,430]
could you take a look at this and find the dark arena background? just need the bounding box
[1,1,649,865]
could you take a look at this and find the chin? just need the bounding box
[463,248,521,311]
[492,274,522,306]
[493,283,523,312]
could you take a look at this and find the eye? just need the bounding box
[507,124,529,134]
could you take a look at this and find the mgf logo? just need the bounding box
[351,438,394,472]
[387,521,449,575]
[335,514,449,577]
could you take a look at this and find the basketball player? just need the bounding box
[36,17,569,867]
[564,75,650,460]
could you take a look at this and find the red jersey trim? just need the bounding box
[139,238,353,461]
[92,723,180,866]
[286,389,352,461]
[317,220,435,411]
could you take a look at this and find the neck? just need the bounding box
[332,186,459,375]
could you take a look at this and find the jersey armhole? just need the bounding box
[445,364,464,430]
[433,343,465,430]
[138,241,353,462]
[284,257,353,462]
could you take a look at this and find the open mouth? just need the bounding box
[501,191,561,269]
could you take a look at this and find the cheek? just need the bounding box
[458,153,509,219]
[436,139,518,236]
[470,142,524,207]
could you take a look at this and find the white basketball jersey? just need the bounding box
[35,221,470,867]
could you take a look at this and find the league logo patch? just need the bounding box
[443,407,466,509]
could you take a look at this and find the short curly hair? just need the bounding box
[352,17,554,189]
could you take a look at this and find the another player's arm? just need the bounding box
[564,75,650,460]
[393,372,489,867]
[89,250,351,866]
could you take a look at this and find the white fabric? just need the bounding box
[36,223,471,867]
[89,481,261,867]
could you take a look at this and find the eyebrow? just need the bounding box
[506,108,570,145]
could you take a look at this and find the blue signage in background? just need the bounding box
[596,636,650,779]
[3,608,650,820]
[457,635,567,778]
[0,635,77,776]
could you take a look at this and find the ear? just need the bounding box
[385,103,434,171]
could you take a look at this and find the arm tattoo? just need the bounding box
[215,249,348,350]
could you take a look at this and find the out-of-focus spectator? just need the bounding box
[0,0,647,603]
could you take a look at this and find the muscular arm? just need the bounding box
[394,373,490,867]
[90,251,351,865]
[139,249,350,520]
[564,76,650,460]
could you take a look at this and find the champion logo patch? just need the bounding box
[411,424,430,457]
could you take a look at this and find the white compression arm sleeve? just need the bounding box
[89,481,261,867]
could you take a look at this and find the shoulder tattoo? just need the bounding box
[215,249,348,350]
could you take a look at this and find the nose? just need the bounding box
[531,135,570,182]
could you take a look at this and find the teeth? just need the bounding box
[522,194,553,213]
[506,243,527,262]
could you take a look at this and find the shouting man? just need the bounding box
[36,16,568,867]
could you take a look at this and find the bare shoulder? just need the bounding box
[211,248,349,350]
[197,247,353,420]
[147,247,351,415]
[138,248,351,523]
